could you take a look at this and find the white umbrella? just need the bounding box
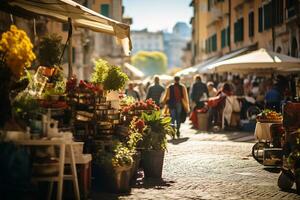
[206,48,300,73]
[158,74,173,81]
[175,67,198,76]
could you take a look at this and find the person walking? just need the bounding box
[125,83,140,101]
[162,76,190,138]
[207,81,217,97]
[190,75,209,109]
[146,75,165,107]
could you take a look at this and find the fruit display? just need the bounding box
[256,109,283,122]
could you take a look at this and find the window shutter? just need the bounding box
[212,34,217,51]
[240,18,244,41]
[221,29,225,48]
[248,12,254,37]
[227,26,230,46]
[258,7,263,32]
[263,3,272,30]
[100,4,110,17]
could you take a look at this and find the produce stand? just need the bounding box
[252,110,284,166]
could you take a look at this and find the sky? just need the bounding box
[123,0,193,32]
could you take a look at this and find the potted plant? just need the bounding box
[140,111,175,178]
[127,117,146,180]
[94,140,133,193]
[103,65,128,92]
[43,79,66,101]
[38,34,63,68]
[0,25,36,128]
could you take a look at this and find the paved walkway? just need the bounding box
[92,122,300,200]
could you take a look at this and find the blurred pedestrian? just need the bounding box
[190,75,208,110]
[207,81,217,97]
[125,83,140,101]
[162,76,190,138]
[146,75,165,107]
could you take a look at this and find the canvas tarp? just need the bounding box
[5,0,132,55]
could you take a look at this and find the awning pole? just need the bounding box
[68,17,73,79]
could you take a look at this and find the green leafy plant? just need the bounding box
[127,117,146,152]
[90,59,109,84]
[103,65,129,91]
[141,111,175,150]
[38,34,63,66]
[95,140,133,168]
[12,93,40,122]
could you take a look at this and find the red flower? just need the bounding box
[135,119,145,132]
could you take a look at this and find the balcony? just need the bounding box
[207,7,222,27]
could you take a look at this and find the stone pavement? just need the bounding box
[92,122,300,200]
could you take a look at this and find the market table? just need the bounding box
[254,121,282,141]
[15,139,80,200]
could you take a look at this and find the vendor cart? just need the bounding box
[252,118,284,166]
[278,102,300,193]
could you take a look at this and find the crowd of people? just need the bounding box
[124,74,292,138]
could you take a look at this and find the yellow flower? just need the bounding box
[0,25,36,78]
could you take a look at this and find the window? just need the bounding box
[72,47,76,63]
[286,0,296,18]
[221,29,226,48]
[248,12,254,37]
[221,27,229,48]
[258,7,263,32]
[62,23,69,32]
[63,47,76,63]
[234,18,244,43]
[212,34,217,51]
[206,34,217,53]
[100,4,110,17]
[227,26,230,45]
[274,0,283,25]
[263,3,272,30]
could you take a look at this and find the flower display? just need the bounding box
[130,117,146,133]
[0,25,36,78]
[122,98,160,114]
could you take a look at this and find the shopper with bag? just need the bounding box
[162,76,190,138]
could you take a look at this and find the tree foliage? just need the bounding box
[131,51,168,76]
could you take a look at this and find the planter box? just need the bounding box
[141,150,165,179]
[94,164,132,194]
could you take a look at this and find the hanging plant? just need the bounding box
[38,34,62,67]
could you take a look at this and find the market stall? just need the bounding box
[0,5,174,197]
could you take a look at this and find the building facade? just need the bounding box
[190,0,300,65]
[131,29,164,54]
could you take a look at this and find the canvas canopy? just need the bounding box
[206,48,300,73]
[174,66,198,76]
[4,0,132,55]
[124,63,145,78]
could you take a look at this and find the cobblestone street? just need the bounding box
[93,122,300,200]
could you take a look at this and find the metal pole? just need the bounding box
[228,0,231,52]
[68,17,73,79]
